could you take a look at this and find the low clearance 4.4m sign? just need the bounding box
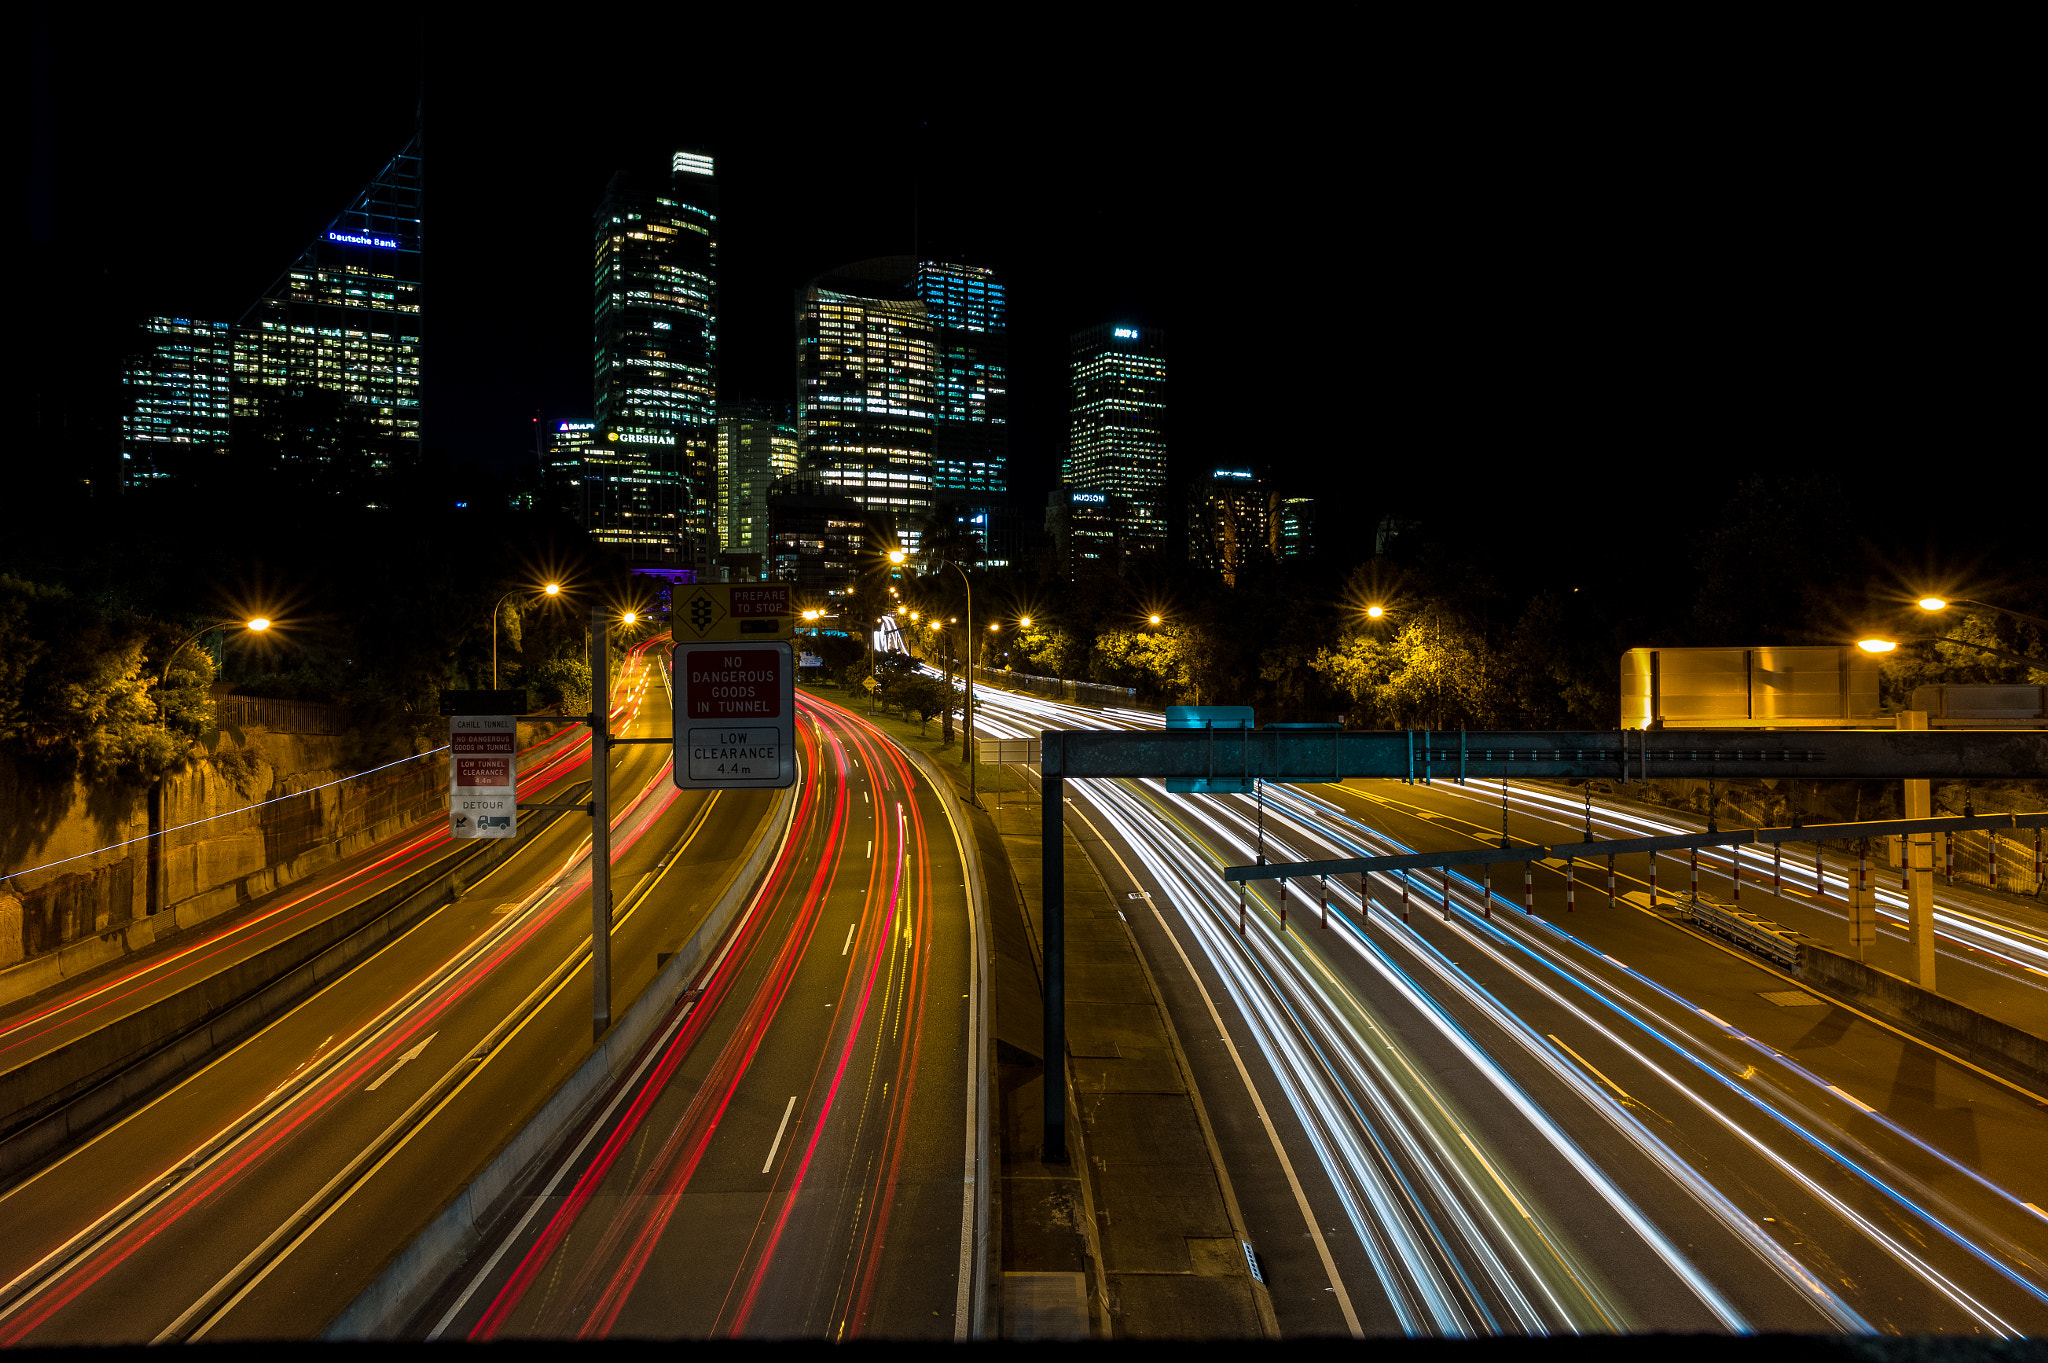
[672,641,796,789]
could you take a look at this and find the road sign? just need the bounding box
[441,689,529,716]
[671,583,796,643]
[862,676,880,692]
[450,714,518,838]
[672,641,797,789]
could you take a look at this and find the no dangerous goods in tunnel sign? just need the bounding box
[672,641,796,790]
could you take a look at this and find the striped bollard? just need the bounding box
[1320,875,1329,929]
[1441,867,1451,920]
[1773,840,1782,893]
[1816,845,1826,900]
[1481,865,1493,919]
[1607,856,1617,907]
[1278,877,1288,931]
[1733,848,1741,905]
[1238,882,1247,937]
[1991,834,1999,891]
[1649,856,1658,908]
[1565,859,1575,912]
[1400,873,1410,923]
[1523,862,1535,913]
[1689,847,1699,906]
[1946,832,1954,885]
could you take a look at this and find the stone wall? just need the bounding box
[0,721,572,989]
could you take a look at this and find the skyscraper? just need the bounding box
[1274,497,1315,560]
[1066,323,1167,556]
[915,261,1007,498]
[795,257,937,546]
[587,150,718,562]
[1188,466,1270,586]
[121,317,233,488]
[716,409,798,569]
[233,135,423,469]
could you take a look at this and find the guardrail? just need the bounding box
[971,666,1138,711]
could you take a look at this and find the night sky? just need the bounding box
[29,14,2024,568]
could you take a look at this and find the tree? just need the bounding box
[893,675,954,736]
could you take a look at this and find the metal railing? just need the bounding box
[1683,895,1812,970]
[218,695,350,735]
[971,665,1139,711]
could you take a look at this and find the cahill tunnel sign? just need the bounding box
[672,641,796,789]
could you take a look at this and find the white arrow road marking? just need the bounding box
[366,1032,438,1092]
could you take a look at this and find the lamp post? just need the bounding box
[898,548,978,801]
[159,618,269,729]
[492,582,562,691]
[1860,636,2048,670]
[1917,596,2048,632]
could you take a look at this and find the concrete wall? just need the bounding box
[1799,944,2048,1091]
[1,722,574,1004]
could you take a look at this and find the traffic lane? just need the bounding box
[1231,788,2048,1329]
[1070,780,1758,1335]
[433,713,862,1338]
[1306,780,2048,1232]
[206,788,776,1340]
[0,697,688,1342]
[1356,778,2048,1026]
[1,759,706,1345]
[0,723,593,1070]
[733,707,970,1340]
[1056,780,1372,1337]
[433,703,972,1341]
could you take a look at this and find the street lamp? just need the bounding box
[1366,605,1386,619]
[492,582,563,690]
[1019,616,1032,628]
[1148,614,1163,626]
[1917,596,2048,631]
[159,618,268,729]
[1859,635,2047,669]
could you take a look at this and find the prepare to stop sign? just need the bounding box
[673,641,796,789]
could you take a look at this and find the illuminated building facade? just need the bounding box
[915,261,1007,497]
[795,257,936,545]
[1045,487,1127,579]
[767,478,866,601]
[233,136,423,466]
[121,317,233,488]
[716,408,798,564]
[1066,323,1167,555]
[1274,497,1315,559]
[588,150,718,562]
[542,419,598,520]
[1188,467,1270,586]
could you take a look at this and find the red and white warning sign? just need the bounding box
[673,641,795,789]
[450,714,518,838]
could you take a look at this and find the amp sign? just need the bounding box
[672,641,796,789]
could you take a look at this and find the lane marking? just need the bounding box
[1547,1034,1633,1101]
[365,1032,437,1092]
[762,1096,798,1174]
[841,923,858,956]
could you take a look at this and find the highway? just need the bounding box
[418,689,980,1341]
[966,681,2048,1336]
[0,636,778,1343]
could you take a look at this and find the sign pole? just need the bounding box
[590,607,612,1042]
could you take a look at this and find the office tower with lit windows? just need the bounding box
[121,317,233,488]
[587,149,718,562]
[1274,496,1315,559]
[541,419,599,520]
[795,257,937,546]
[233,136,423,467]
[1066,323,1166,556]
[1188,466,1271,586]
[915,261,1007,497]
[716,407,797,568]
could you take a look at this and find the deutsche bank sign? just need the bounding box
[672,641,796,789]
[327,231,400,249]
